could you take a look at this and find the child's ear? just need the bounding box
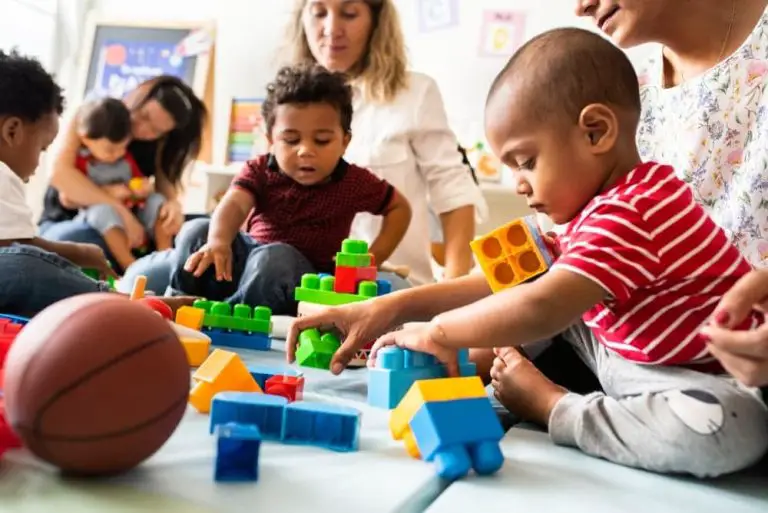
[342,131,352,150]
[0,117,22,146]
[577,104,618,155]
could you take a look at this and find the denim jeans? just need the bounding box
[0,244,111,317]
[118,220,412,302]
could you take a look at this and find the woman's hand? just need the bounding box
[102,183,133,201]
[158,199,184,235]
[701,269,768,387]
[368,322,460,376]
[286,299,399,374]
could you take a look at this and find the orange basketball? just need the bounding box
[3,293,189,476]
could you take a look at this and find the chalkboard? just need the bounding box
[77,17,214,100]
[75,16,217,161]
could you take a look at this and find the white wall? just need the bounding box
[91,0,657,164]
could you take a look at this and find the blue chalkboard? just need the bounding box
[83,25,200,99]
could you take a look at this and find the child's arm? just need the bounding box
[429,268,606,349]
[367,189,411,266]
[0,237,116,279]
[183,187,255,281]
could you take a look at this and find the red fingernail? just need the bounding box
[715,311,730,325]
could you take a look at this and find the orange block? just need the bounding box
[175,306,205,330]
[189,349,261,413]
[469,216,555,293]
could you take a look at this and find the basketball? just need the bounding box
[2,293,190,476]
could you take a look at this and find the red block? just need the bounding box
[0,397,22,455]
[139,297,173,320]
[264,375,305,402]
[0,319,22,370]
[334,265,377,294]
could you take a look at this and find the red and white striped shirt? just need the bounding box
[553,162,763,369]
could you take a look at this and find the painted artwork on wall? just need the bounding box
[479,10,527,57]
[417,0,459,33]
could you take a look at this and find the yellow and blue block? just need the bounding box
[390,376,504,481]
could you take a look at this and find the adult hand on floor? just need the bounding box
[702,269,768,387]
[286,299,398,374]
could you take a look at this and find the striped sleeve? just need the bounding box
[553,201,660,302]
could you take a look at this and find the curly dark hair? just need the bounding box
[0,48,64,121]
[78,98,131,142]
[261,64,353,135]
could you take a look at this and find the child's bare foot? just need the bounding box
[490,347,567,426]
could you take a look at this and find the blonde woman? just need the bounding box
[284,0,487,286]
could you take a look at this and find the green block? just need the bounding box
[341,239,369,255]
[192,300,272,333]
[358,281,378,298]
[336,252,372,267]
[295,273,370,306]
[295,329,341,370]
[82,268,116,290]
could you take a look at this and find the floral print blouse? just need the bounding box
[636,8,768,267]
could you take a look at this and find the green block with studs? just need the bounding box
[295,328,341,370]
[192,300,272,334]
[335,239,372,267]
[294,273,377,306]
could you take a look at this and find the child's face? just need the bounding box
[81,136,130,164]
[267,102,351,186]
[485,104,620,225]
[0,112,59,182]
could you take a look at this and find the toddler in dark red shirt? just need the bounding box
[168,64,411,314]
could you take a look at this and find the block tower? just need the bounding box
[294,239,392,369]
[470,215,555,293]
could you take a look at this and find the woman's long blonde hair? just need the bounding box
[284,0,408,103]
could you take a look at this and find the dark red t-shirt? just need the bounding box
[232,154,394,272]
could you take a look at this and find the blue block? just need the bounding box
[367,347,476,409]
[205,328,272,351]
[214,422,261,482]
[247,364,302,389]
[376,279,392,296]
[0,314,28,325]
[281,401,361,452]
[210,392,288,440]
[409,397,504,481]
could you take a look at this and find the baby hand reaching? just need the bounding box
[368,321,460,376]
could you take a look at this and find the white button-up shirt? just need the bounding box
[0,161,36,240]
[345,71,488,285]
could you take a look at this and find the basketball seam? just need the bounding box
[29,332,182,441]
[13,392,189,442]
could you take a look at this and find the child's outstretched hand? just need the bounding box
[542,231,561,258]
[368,322,460,377]
[184,239,233,281]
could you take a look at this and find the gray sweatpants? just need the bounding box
[549,322,768,478]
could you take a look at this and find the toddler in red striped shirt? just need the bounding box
[366,27,768,477]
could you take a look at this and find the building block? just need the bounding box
[189,349,262,413]
[137,297,173,320]
[0,317,24,371]
[295,328,341,370]
[265,375,305,402]
[470,216,555,293]
[193,300,272,334]
[295,273,376,306]
[248,364,302,390]
[210,392,288,439]
[171,322,212,367]
[334,265,377,294]
[175,305,206,330]
[214,422,261,482]
[336,239,372,268]
[281,402,361,452]
[367,348,477,409]
[389,376,487,443]
[206,330,272,351]
[408,397,504,480]
[0,396,22,457]
[376,279,393,296]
